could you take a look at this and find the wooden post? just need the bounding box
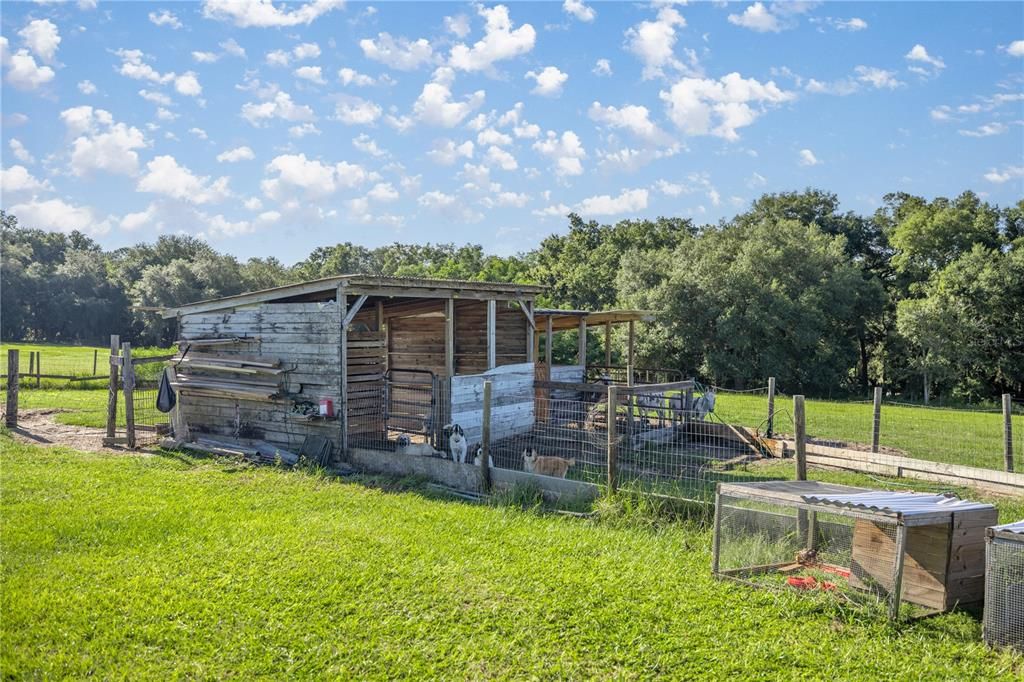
[794,395,807,481]
[604,321,612,368]
[890,523,908,621]
[766,376,776,437]
[627,320,635,372]
[871,386,883,454]
[122,342,136,449]
[444,297,455,377]
[486,299,496,370]
[35,351,41,388]
[5,349,19,428]
[577,317,587,368]
[607,385,619,492]
[338,285,348,460]
[525,300,535,364]
[545,314,553,367]
[1004,393,1014,473]
[93,348,99,376]
[481,380,492,491]
[28,351,35,381]
[105,335,120,439]
[711,485,723,574]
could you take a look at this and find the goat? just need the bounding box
[473,445,494,468]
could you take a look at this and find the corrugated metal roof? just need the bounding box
[992,520,1024,534]
[800,491,995,518]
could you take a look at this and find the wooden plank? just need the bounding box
[445,297,455,377]
[794,395,807,481]
[487,299,496,370]
[105,335,119,439]
[4,349,18,428]
[577,317,587,366]
[122,343,136,449]
[607,385,618,492]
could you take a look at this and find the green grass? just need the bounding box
[1,342,174,387]
[2,438,1022,679]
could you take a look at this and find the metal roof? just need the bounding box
[991,520,1024,534]
[801,491,995,518]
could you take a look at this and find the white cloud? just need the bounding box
[77,79,97,94]
[120,203,157,232]
[367,182,399,202]
[853,66,903,90]
[1004,40,1024,57]
[596,146,681,173]
[293,42,321,60]
[983,165,1024,183]
[137,155,231,204]
[498,102,541,139]
[339,67,376,86]
[9,197,110,236]
[589,101,673,145]
[485,145,518,171]
[352,133,387,157]
[266,49,291,67]
[261,153,370,199]
[412,67,485,127]
[202,0,344,28]
[576,188,648,216]
[241,91,315,126]
[156,107,177,121]
[624,5,689,80]
[60,106,147,176]
[444,14,471,38]
[193,51,219,63]
[593,58,612,77]
[728,3,780,33]
[747,172,767,188]
[139,89,172,105]
[189,127,208,139]
[480,184,529,208]
[836,17,868,31]
[532,130,586,177]
[478,128,512,146]
[9,139,34,164]
[4,48,55,90]
[525,66,568,97]
[563,0,595,23]
[905,44,946,75]
[417,190,482,223]
[244,197,263,211]
[217,146,255,163]
[149,9,182,30]
[175,71,202,96]
[295,65,326,84]
[1,165,52,194]
[427,138,474,165]
[798,148,820,166]
[19,19,61,62]
[449,4,536,73]
[115,48,174,84]
[221,38,246,58]
[334,95,382,125]
[929,105,951,121]
[660,72,795,141]
[958,122,1008,138]
[360,32,434,70]
[288,122,321,138]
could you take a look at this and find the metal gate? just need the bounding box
[384,368,447,450]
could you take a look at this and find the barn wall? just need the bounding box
[178,301,343,452]
[456,300,528,374]
[449,362,535,445]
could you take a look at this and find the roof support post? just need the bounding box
[338,284,348,461]
[525,300,535,364]
[545,314,553,367]
[604,321,612,368]
[445,297,455,377]
[487,299,497,370]
[577,317,587,368]
[627,320,635,371]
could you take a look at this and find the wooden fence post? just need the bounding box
[35,351,41,388]
[93,349,99,376]
[766,376,776,437]
[607,385,619,493]
[1007,393,1015,473]
[105,335,120,440]
[122,342,136,449]
[5,349,19,428]
[28,352,35,382]
[794,395,807,481]
[871,386,883,454]
[481,380,492,492]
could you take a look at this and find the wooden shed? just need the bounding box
[160,275,544,458]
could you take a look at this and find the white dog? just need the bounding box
[396,434,439,457]
[473,445,494,467]
[445,423,468,463]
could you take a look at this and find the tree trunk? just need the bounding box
[858,337,869,391]
[923,369,929,405]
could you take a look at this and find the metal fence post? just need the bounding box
[607,385,619,493]
[766,376,776,437]
[794,395,807,481]
[122,342,136,449]
[105,335,120,440]
[871,386,883,454]
[5,349,19,428]
[480,380,492,492]
[1004,393,1014,473]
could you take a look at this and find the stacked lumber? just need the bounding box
[172,373,283,400]
[174,351,285,375]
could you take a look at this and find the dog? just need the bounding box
[473,445,494,468]
[396,434,439,457]
[444,423,468,463]
[522,448,574,478]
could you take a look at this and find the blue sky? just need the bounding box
[1,1,1022,264]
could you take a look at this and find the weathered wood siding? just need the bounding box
[347,305,385,440]
[455,300,528,374]
[178,302,342,452]
[449,362,535,445]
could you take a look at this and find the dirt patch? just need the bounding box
[4,409,156,454]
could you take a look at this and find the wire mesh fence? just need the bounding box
[984,525,1024,651]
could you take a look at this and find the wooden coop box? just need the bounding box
[713,481,996,619]
[984,520,1024,651]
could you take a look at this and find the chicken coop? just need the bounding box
[984,520,1024,651]
[712,481,997,619]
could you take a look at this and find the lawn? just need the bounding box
[2,438,1021,679]
[1,342,174,387]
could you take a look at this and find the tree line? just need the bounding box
[2,188,1021,402]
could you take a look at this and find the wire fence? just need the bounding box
[1,345,172,388]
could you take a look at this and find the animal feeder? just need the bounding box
[712,481,997,619]
[984,520,1024,651]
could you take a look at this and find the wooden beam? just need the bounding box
[627,320,635,370]
[5,349,18,428]
[525,300,535,363]
[342,294,369,328]
[545,314,553,367]
[794,395,807,481]
[516,296,536,330]
[338,284,348,459]
[445,297,455,377]
[577,317,587,367]
[604,321,612,367]
[122,342,136,449]
[105,335,119,439]
[487,299,497,370]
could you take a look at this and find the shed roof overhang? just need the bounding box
[534,308,657,332]
[160,274,545,319]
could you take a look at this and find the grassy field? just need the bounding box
[1,342,173,387]
[2,438,1022,679]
